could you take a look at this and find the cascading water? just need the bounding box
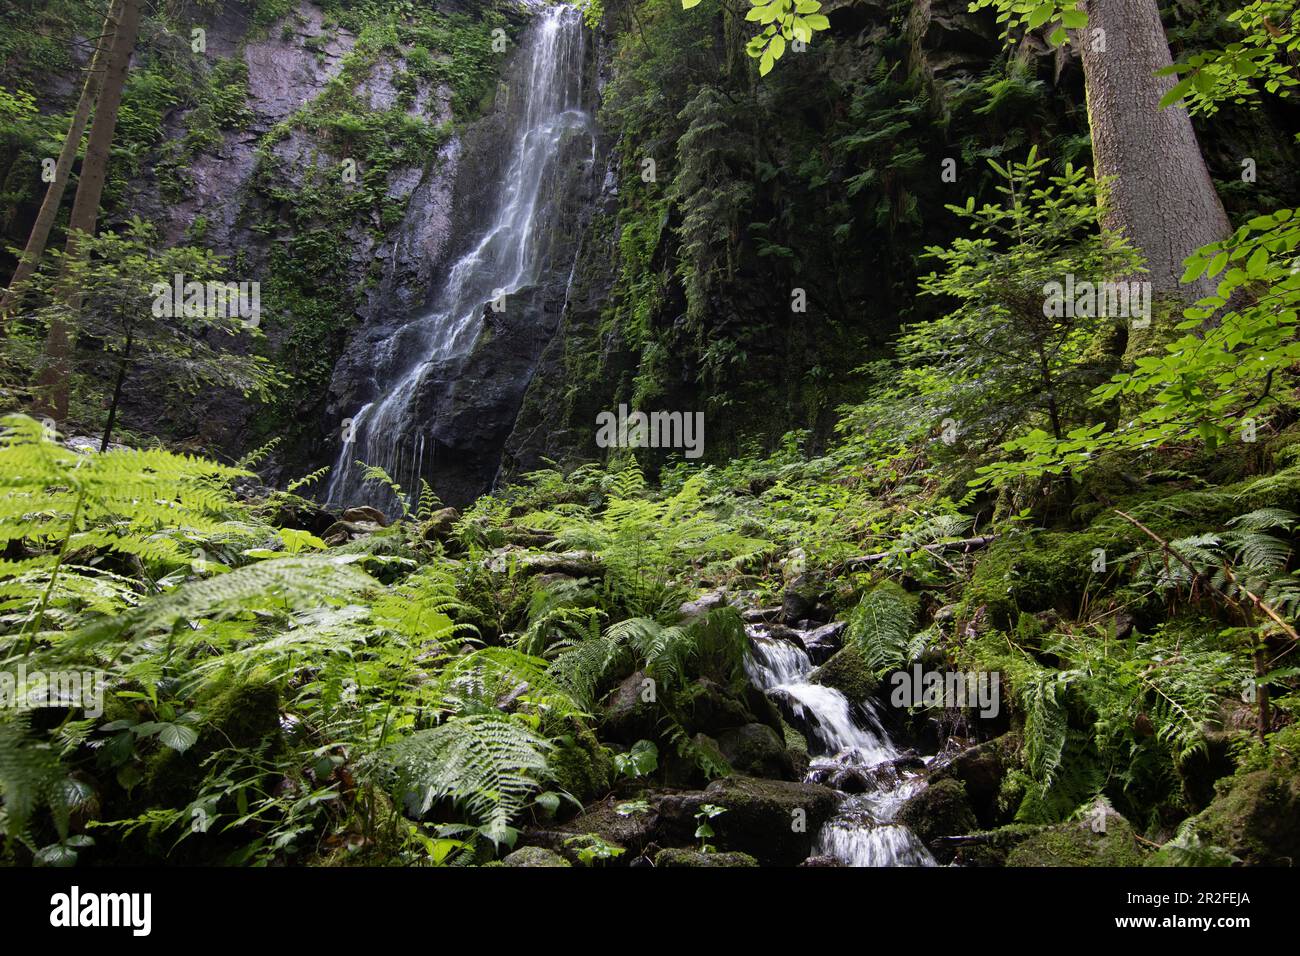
[746,628,937,866]
[325,4,593,508]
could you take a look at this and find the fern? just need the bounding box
[0,714,70,842]
[846,581,918,671]
[70,555,377,647]
[375,713,552,844]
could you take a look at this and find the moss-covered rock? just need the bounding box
[683,775,841,866]
[144,679,282,807]
[654,847,758,867]
[898,778,978,862]
[715,723,796,780]
[680,677,755,737]
[928,733,1022,828]
[549,724,614,806]
[1182,768,1300,866]
[947,824,1046,867]
[809,645,878,704]
[599,669,662,744]
[963,531,1113,630]
[1004,810,1147,867]
[780,718,811,777]
[501,846,571,867]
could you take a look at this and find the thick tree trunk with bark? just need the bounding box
[1078,0,1231,302]
[0,1,119,329]
[34,0,141,420]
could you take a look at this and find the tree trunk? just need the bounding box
[0,0,120,329]
[101,324,132,452]
[34,0,141,421]
[1077,0,1231,304]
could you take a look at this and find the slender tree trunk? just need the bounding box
[34,0,141,421]
[0,0,120,329]
[1077,0,1231,304]
[1253,642,1271,739]
[101,324,132,451]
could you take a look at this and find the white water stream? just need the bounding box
[746,628,936,866]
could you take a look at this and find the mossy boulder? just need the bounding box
[898,778,978,862]
[928,733,1022,828]
[809,645,878,704]
[715,723,796,780]
[420,506,461,542]
[144,679,282,807]
[501,846,570,867]
[681,677,755,737]
[1182,769,1300,866]
[947,824,1047,867]
[677,775,840,866]
[780,718,811,777]
[548,724,614,806]
[963,531,1112,629]
[1004,809,1147,866]
[599,670,661,744]
[537,794,664,863]
[654,847,758,867]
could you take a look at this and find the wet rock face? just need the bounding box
[321,10,603,508]
[414,282,571,507]
[116,1,464,468]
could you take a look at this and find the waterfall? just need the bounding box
[325,5,593,509]
[746,626,936,867]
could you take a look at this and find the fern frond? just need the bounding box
[846,581,917,671]
[376,713,552,844]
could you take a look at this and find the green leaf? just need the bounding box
[1181,257,1208,284]
[1159,75,1196,109]
[1027,3,1053,29]
[1246,246,1269,277]
[159,723,199,753]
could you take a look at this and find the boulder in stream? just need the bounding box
[809,645,878,704]
[679,775,840,866]
[898,778,979,863]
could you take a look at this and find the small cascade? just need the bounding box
[746,625,936,867]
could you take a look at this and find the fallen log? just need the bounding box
[844,534,997,571]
